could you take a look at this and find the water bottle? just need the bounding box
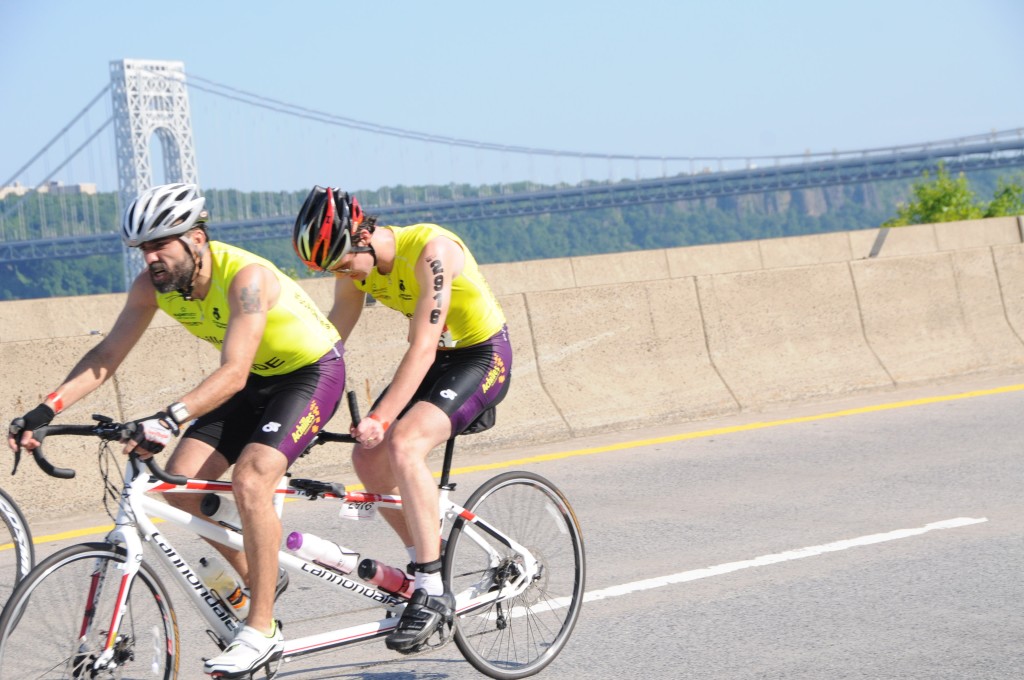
[358,558,415,599]
[200,493,242,532]
[196,556,250,620]
[286,532,360,575]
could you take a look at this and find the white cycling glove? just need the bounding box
[130,413,179,455]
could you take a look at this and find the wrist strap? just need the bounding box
[368,413,390,431]
[45,392,64,414]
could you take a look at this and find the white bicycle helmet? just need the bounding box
[121,183,207,247]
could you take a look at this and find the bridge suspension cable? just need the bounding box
[2,64,1023,265]
[2,85,111,189]
[0,117,113,225]
[182,70,1024,167]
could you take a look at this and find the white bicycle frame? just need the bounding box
[90,456,538,670]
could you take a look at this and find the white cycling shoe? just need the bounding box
[204,621,283,678]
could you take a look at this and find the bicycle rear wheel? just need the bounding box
[0,541,179,679]
[0,487,33,606]
[444,471,585,679]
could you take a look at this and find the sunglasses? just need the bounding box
[328,245,375,275]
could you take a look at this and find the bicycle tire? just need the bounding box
[0,541,180,679]
[0,487,33,606]
[444,471,585,679]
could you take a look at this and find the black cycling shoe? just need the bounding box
[384,588,455,654]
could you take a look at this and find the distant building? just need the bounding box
[47,181,99,196]
[0,181,30,199]
[0,180,98,200]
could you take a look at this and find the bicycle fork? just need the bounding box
[79,474,151,674]
[82,530,144,673]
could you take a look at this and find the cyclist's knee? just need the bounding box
[387,432,434,472]
[232,448,286,499]
[386,408,449,465]
[230,466,273,497]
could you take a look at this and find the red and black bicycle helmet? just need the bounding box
[293,186,365,271]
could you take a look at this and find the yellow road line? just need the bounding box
[444,382,1024,473]
[19,382,1024,547]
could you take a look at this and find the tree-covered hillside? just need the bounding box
[1,168,1021,300]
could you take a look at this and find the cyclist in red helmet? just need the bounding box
[293,186,512,653]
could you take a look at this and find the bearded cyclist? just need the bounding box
[8,183,346,678]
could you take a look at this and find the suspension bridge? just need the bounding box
[2,59,1024,281]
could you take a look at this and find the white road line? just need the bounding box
[583,517,988,603]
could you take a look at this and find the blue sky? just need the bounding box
[2,0,1022,194]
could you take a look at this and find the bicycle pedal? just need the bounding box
[207,656,281,680]
[426,624,453,651]
[205,629,229,651]
[402,620,453,655]
[258,655,283,680]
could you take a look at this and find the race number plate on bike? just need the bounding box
[340,499,377,521]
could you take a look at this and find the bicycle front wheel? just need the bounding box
[0,487,34,606]
[444,471,586,679]
[0,541,180,679]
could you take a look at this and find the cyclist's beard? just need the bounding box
[148,257,195,294]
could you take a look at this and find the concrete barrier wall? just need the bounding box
[3,215,1023,521]
[696,263,893,407]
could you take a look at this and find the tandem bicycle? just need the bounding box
[0,393,585,679]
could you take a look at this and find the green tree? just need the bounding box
[984,177,1024,217]
[883,163,983,226]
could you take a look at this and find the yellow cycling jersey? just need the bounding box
[355,224,505,348]
[156,241,340,376]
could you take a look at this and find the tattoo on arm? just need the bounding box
[239,285,262,314]
[427,257,444,324]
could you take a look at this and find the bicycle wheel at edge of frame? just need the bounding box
[0,540,180,679]
[0,487,34,598]
[443,470,586,680]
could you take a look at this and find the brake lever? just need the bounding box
[8,418,24,476]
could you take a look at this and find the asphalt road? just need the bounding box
[13,372,1024,679]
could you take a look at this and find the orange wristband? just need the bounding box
[368,413,390,431]
[46,392,64,414]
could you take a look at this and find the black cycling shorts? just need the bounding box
[184,340,345,465]
[374,325,511,436]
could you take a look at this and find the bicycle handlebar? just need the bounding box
[348,390,361,425]
[27,420,127,480]
[13,390,363,483]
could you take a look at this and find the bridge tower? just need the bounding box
[109,59,199,285]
